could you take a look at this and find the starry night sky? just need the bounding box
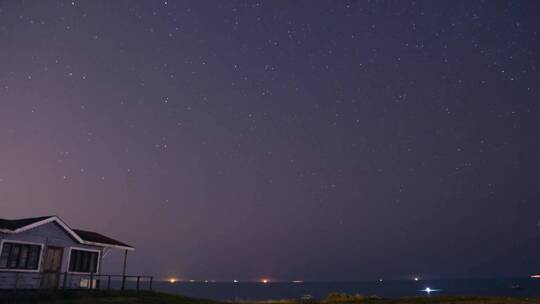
[1,0,540,281]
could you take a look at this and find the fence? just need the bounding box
[0,271,153,292]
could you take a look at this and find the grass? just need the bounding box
[0,290,217,304]
[1,291,540,304]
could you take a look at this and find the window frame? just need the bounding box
[67,247,101,274]
[0,239,44,272]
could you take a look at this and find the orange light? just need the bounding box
[169,278,177,284]
[261,279,269,284]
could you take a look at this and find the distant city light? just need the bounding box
[414,277,419,281]
[531,275,540,279]
[233,280,239,283]
[292,280,303,283]
[169,278,177,284]
[261,279,269,284]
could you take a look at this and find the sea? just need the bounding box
[151,278,540,301]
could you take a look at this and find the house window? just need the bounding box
[0,242,42,270]
[69,249,98,273]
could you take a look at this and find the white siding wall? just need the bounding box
[0,222,103,289]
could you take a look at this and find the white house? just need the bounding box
[0,215,134,289]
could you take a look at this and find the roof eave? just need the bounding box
[15,216,85,243]
[83,240,135,251]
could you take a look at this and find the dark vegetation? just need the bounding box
[1,290,540,304]
[0,290,216,304]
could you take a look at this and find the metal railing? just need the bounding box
[0,271,153,292]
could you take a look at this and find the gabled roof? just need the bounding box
[0,216,134,251]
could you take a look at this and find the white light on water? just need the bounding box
[421,287,440,294]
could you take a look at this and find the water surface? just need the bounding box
[152,278,540,301]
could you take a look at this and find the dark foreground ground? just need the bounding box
[1,291,540,304]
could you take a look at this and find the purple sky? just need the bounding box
[1,0,540,281]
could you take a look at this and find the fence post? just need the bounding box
[121,249,128,290]
[37,272,42,291]
[149,276,153,291]
[136,276,140,292]
[107,275,111,290]
[13,272,19,292]
[63,271,68,289]
[89,272,94,289]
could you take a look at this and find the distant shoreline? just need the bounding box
[157,276,537,284]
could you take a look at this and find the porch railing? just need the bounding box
[0,271,153,292]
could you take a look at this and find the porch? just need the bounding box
[0,270,153,291]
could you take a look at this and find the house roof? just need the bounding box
[0,216,55,231]
[73,229,133,249]
[0,216,134,251]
